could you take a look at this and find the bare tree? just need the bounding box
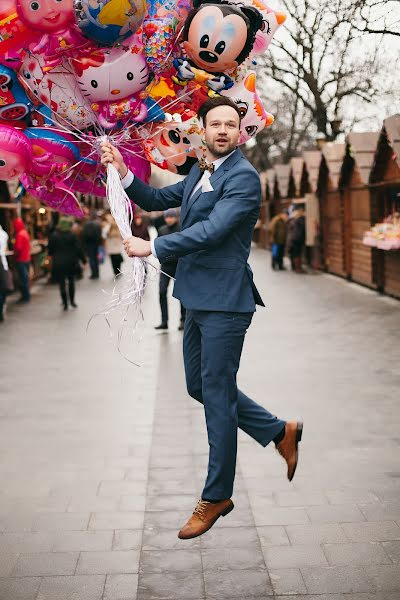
[258,0,391,142]
[351,0,400,37]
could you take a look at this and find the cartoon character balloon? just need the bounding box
[142,116,201,174]
[222,70,273,144]
[229,0,286,54]
[19,53,95,129]
[71,34,149,129]
[173,0,263,94]
[0,125,32,180]
[74,0,147,46]
[16,0,88,68]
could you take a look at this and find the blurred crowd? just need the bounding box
[0,207,185,329]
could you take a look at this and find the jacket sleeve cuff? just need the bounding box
[121,170,134,189]
[151,239,158,259]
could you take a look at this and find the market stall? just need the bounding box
[367,115,400,299]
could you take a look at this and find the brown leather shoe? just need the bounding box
[178,498,234,539]
[276,421,303,481]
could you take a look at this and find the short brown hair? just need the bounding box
[198,97,242,126]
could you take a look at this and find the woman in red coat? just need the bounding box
[13,218,31,303]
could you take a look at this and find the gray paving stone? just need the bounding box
[32,513,90,532]
[382,540,400,563]
[104,574,138,600]
[67,496,120,513]
[300,566,375,593]
[12,552,79,577]
[268,568,307,595]
[323,542,391,565]
[256,525,290,546]
[325,489,380,504]
[0,577,41,600]
[274,491,328,506]
[119,496,147,512]
[307,505,366,524]
[204,568,273,598]
[36,575,105,600]
[89,512,144,531]
[200,525,260,548]
[143,511,194,530]
[368,565,400,591]
[145,495,197,512]
[274,596,344,600]
[0,553,19,577]
[142,528,200,551]
[0,513,34,532]
[51,530,113,552]
[342,521,400,542]
[140,549,202,573]
[201,547,266,571]
[113,530,143,550]
[360,503,400,522]
[252,506,309,526]
[99,482,148,497]
[137,572,204,599]
[147,481,198,496]
[285,523,348,544]
[0,532,54,553]
[76,550,140,574]
[262,545,328,569]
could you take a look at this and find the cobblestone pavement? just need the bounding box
[0,249,399,600]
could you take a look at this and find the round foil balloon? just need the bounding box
[221,70,273,144]
[19,53,95,130]
[0,125,32,180]
[74,0,146,46]
[16,0,88,68]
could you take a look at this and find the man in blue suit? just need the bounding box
[101,97,303,539]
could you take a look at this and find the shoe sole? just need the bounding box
[288,422,303,482]
[178,502,234,539]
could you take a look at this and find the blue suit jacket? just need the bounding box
[125,148,264,312]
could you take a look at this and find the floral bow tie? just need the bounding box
[198,158,215,174]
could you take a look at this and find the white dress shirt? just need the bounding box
[121,149,236,258]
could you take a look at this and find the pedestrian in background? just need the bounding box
[0,224,10,322]
[288,205,306,274]
[82,211,102,280]
[155,208,186,331]
[48,217,86,310]
[13,217,31,303]
[268,211,288,271]
[103,214,124,276]
[131,210,150,241]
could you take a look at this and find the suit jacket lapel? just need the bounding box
[182,148,243,225]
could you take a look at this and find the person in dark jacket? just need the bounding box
[82,211,102,279]
[131,211,150,240]
[155,208,186,331]
[48,217,86,310]
[268,211,288,271]
[288,206,306,273]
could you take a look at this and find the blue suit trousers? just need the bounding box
[183,310,286,501]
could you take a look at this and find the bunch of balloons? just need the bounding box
[0,0,285,216]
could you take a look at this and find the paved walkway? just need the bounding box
[0,249,399,600]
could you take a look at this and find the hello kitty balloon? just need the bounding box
[70,34,149,130]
